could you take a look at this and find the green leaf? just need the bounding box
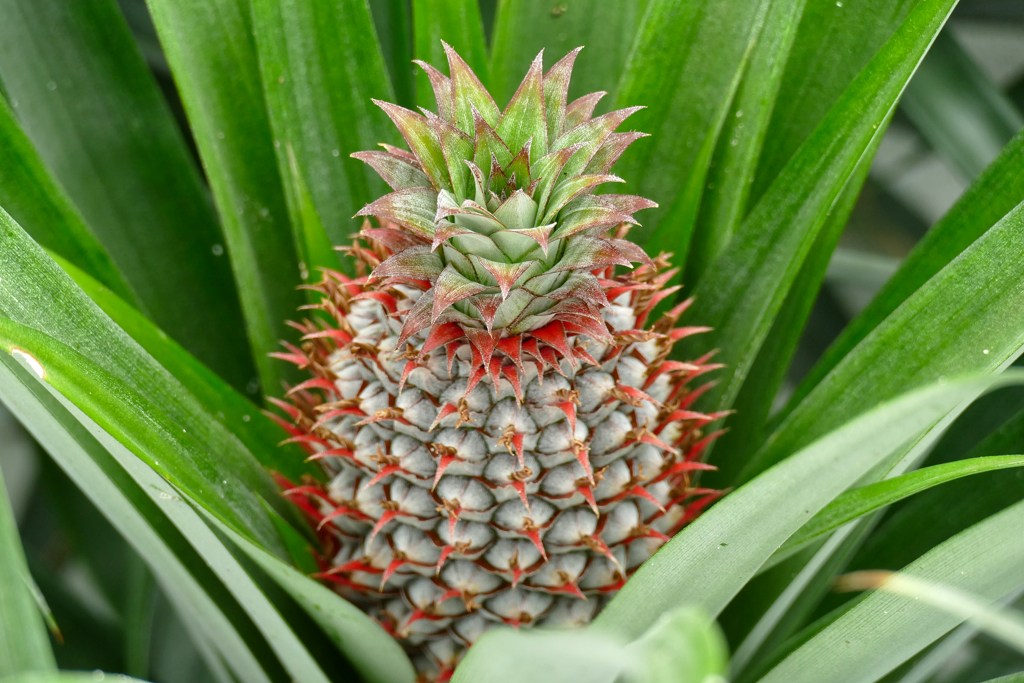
[902,30,1023,181]
[415,0,489,111]
[0,675,152,683]
[837,572,1024,654]
[642,64,746,277]
[82,421,331,683]
[0,94,135,307]
[202,509,417,683]
[726,518,874,679]
[729,373,1024,667]
[684,0,808,286]
[489,0,647,108]
[37,434,140,615]
[453,605,725,683]
[18,567,57,646]
[0,0,254,393]
[371,0,415,108]
[614,0,769,247]
[282,146,343,285]
[454,627,630,683]
[848,396,1024,579]
[144,0,304,397]
[124,556,156,679]
[750,0,924,203]
[0,463,55,676]
[752,498,1024,683]
[22,553,121,673]
[755,395,1024,675]
[7,350,331,683]
[767,455,1024,569]
[924,367,1024,464]
[681,0,958,418]
[0,354,275,683]
[250,0,399,262]
[707,122,886,487]
[0,208,287,556]
[745,194,1024,480]
[0,321,288,557]
[623,607,729,683]
[979,675,1024,683]
[787,117,1024,421]
[592,372,1022,641]
[49,251,316,484]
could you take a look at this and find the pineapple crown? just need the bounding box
[352,43,659,356]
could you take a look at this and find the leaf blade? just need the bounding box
[0,463,56,676]
[144,0,305,397]
[753,498,1024,683]
[592,372,1022,641]
[684,0,808,285]
[251,0,399,261]
[746,195,1024,480]
[902,30,1024,182]
[415,0,489,110]
[0,94,135,307]
[0,207,287,557]
[785,125,1024,424]
[769,455,1024,569]
[489,0,647,108]
[614,0,769,247]
[0,354,275,683]
[50,250,316,484]
[681,0,958,417]
[203,509,417,683]
[0,0,255,391]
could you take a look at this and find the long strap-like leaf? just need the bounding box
[684,0,808,286]
[902,30,1023,181]
[754,498,1024,683]
[51,251,317,486]
[0,0,255,393]
[767,455,1024,569]
[592,372,1022,640]
[0,207,286,557]
[0,94,136,308]
[251,0,400,261]
[680,0,959,417]
[783,126,1024,427]
[708,119,888,486]
[416,0,489,105]
[0,463,56,676]
[750,0,925,204]
[613,0,770,248]
[144,0,304,398]
[203,508,417,683]
[0,354,273,683]
[746,195,1024,479]
[490,0,646,107]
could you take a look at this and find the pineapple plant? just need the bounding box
[1,1,1024,683]
[273,45,727,677]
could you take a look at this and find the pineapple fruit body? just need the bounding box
[273,45,726,681]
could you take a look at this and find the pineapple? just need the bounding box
[272,45,727,681]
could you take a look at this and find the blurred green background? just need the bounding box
[3,0,1024,680]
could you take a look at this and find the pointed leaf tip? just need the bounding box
[472,256,536,300]
[445,42,499,133]
[413,59,453,122]
[431,265,492,322]
[544,47,585,140]
[374,100,452,192]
